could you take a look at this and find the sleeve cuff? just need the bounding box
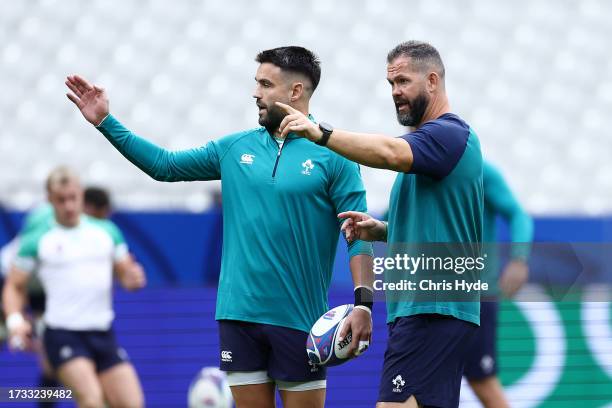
[95,114,111,128]
[114,243,129,262]
[348,240,374,258]
[12,256,35,274]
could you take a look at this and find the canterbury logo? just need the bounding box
[221,350,233,362]
[240,154,255,164]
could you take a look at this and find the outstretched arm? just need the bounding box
[276,102,414,172]
[66,75,222,182]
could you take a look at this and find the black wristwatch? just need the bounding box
[316,122,334,146]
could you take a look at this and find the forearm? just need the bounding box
[96,115,183,181]
[350,255,374,289]
[350,255,375,313]
[509,212,534,260]
[326,130,413,172]
[114,259,146,291]
[2,281,26,316]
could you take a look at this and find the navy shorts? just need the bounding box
[43,327,128,372]
[218,320,326,382]
[463,301,498,380]
[378,314,478,407]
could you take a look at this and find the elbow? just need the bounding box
[149,170,174,182]
[384,152,412,172]
[150,172,166,182]
[380,139,412,172]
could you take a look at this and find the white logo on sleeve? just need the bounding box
[480,354,495,374]
[240,154,255,164]
[301,159,314,175]
[221,350,233,362]
[392,374,405,393]
[60,346,73,360]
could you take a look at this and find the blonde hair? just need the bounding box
[46,166,80,193]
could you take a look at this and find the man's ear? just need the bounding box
[290,82,304,102]
[426,72,440,93]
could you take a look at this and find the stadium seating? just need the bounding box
[2,0,611,214]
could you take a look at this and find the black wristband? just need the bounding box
[354,286,374,311]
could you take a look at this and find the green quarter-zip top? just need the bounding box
[96,115,373,332]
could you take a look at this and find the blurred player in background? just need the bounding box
[277,41,483,408]
[83,186,113,220]
[0,185,114,407]
[463,161,533,408]
[2,167,146,408]
[65,46,374,408]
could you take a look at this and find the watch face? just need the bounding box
[319,122,333,133]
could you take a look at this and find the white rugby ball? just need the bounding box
[306,304,356,367]
[187,367,233,408]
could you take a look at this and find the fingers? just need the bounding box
[356,219,377,229]
[340,218,354,237]
[354,339,370,356]
[73,74,93,92]
[66,75,88,96]
[9,335,26,351]
[348,324,360,355]
[338,211,367,220]
[346,311,372,356]
[278,113,299,138]
[275,101,298,114]
[341,219,356,242]
[66,93,84,109]
[337,315,351,343]
[500,279,519,298]
[137,269,147,288]
[65,79,83,98]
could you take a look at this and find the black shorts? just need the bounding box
[463,301,498,380]
[378,314,478,407]
[218,320,326,382]
[43,327,128,372]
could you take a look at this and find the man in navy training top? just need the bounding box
[277,40,483,408]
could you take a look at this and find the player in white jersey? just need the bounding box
[2,166,146,408]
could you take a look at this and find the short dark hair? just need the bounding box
[256,46,321,92]
[387,41,445,79]
[84,186,111,210]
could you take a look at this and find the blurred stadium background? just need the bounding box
[1,0,611,407]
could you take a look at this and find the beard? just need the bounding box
[257,101,286,135]
[395,91,429,127]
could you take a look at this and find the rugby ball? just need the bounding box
[306,304,355,367]
[187,367,233,408]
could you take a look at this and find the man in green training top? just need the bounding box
[463,161,533,408]
[276,41,483,408]
[66,46,374,408]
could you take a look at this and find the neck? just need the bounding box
[56,215,80,228]
[418,92,450,127]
